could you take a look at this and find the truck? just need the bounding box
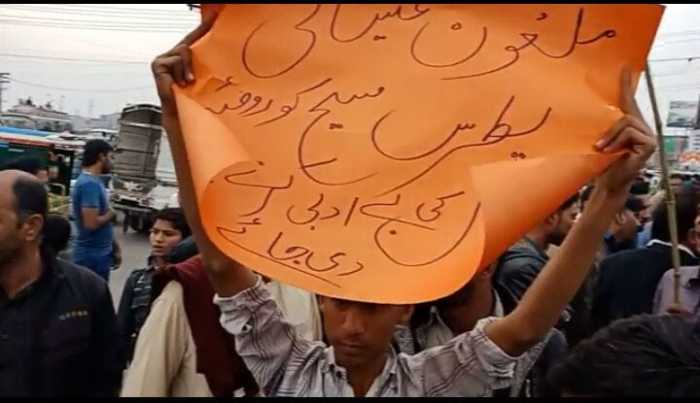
[110,104,179,233]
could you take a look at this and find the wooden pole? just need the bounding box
[644,62,681,305]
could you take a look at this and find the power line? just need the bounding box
[7,77,153,93]
[0,53,148,65]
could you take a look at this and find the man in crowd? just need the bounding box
[394,264,567,397]
[152,14,656,396]
[591,188,700,331]
[43,214,72,260]
[71,139,121,281]
[603,195,645,257]
[548,314,700,397]
[561,187,648,347]
[494,193,580,326]
[654,212,700,317]
[580,185,644,259]
[118,207,192,361]
[1,157,49,184]
[0,170,124,397]
[654,264,700,318]
[669,173,684,193]
[630,179,654,247]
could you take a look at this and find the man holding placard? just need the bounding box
[151,8,657,396]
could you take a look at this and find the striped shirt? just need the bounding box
[214,276,547,397]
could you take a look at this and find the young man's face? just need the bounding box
[550,202,580,246]
[319,296,413,368]
[35,169,49,185]
[616,208,641,242]
[149,219,183,258]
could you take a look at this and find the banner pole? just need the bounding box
[644,62,682,305]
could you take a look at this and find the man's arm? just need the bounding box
[81,207,115,231]
[79,181,116,230]
[485,70,657,357]
[117,273,137,358]
[215,277,324,396]
[152,12,256,297]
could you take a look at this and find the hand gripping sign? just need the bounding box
[173,4,663,303]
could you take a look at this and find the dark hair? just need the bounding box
[651,188,699,243]
[12,176,48,229]
[547,314,700,397]
[152,208,191,238]
[2,157,47,176]
[670,173,684,181]
[630,180,650,196]
[558,192,581,212]
[43,214,71,253]
[580,185,595,207]
[81,139,113,167]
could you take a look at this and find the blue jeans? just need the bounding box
[73,252,113,282]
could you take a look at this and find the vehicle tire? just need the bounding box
[141,216,154,234]
[130,215,143,233]
[130,215,153,234]
[122,211,130,234]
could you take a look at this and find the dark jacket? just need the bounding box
[591,240,699,332]
[117,267,156,362]
[494,238,573,324]
[0,250,125,397]
[117,237,199,362]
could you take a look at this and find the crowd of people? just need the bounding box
[1,16,699,398]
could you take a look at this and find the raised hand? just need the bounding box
[594,69,657,196]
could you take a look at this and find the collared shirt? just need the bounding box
[647,239,698,259]
[495,237,572,324]
[213,276,547,397]
[393,290,505,356]
[653,266,700,317]
[392,291,538,397]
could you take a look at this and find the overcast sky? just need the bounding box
[1,4,699,123]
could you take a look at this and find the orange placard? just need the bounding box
[175,4,663,303]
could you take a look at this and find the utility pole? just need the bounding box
[0,73,9,114]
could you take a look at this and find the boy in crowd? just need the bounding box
[118,208,191,361]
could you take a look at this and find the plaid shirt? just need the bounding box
[214,276,547,397]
